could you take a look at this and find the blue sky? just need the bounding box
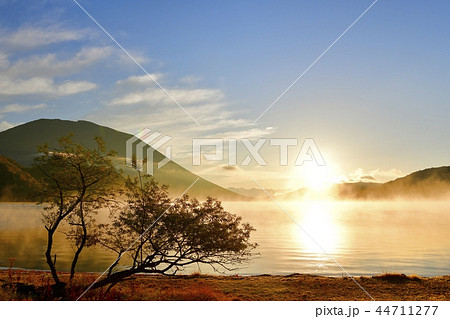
[0,0,449,188]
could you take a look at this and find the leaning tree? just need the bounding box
[92,177,257,291]
[34,134,119,289]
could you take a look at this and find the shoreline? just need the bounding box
[2,197,450,204]
[1,266,447,278]
[1,269,449,301]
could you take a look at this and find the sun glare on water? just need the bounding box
[286,161,345,259]
[290,201,345,257]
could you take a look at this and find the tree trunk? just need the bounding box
[70,203,87,280]
[45,228,60,284]
[91,269,138,290]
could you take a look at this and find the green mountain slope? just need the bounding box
[0,119,247,200]
[0,119,135,165]
[0,154,39,201]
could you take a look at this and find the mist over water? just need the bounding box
[0,201,449,276]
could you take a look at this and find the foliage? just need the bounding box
[95,177,257,289]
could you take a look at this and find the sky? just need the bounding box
[0,0,449,189]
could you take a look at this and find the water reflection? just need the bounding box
[1,201,450,276]
[294,201,344,256]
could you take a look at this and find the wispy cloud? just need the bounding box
[116,74,164,86]
[0,43,111,97]
[0,26,88,50]
[0,76,96,96]
[90,72,272,138]
[57,80,97,95]
[0,52,9,68]
[0,103,46,113]
[180,75,201,85]
[4,46,113,78]
[107,86,224,107]
[87,72,274,169]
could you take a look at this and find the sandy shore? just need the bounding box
[1,269,449,301]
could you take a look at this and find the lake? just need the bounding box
[0,201,449,276]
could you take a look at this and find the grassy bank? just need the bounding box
[1,269,449,301]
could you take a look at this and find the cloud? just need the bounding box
[222,165,238,171]
[116,49,150,66]
[86,72,275,169]
[57,80,97,95]
[108,86,224,107]
[0,103,46,113]
[344,168,404,183]
[116,74,163,86]
[91,74,274,137]
[0,45,106,97]
[0,26,88,49]
[92,99,271,140]
[4,46,113,78]
[180,75,201,85]
[0,76,96,96]
[0,52,9,69]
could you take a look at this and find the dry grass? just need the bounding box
[1,269,449,301]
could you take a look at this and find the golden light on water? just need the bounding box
[292,201,345,257]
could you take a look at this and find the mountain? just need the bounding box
[332,166,450,200]
[0,119,248,201]
[0,154,39,201]
[0,119,138,166]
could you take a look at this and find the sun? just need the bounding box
[289,162,340,193]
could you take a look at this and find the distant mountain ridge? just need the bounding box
[262,166,450,201]
[333,166,450,200]
[0,119,248,201]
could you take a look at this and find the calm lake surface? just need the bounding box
[0,201,449,276]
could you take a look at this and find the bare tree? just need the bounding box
[35,134,119,290]
[93,177,257,290]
